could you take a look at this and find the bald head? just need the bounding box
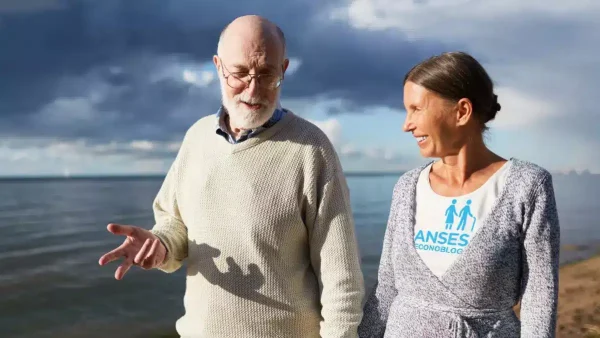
[217,15,286,59]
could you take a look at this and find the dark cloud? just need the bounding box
[0,52,221,142]
[0,0,447,144]
[283,22,449,108]
[0,0,63,13]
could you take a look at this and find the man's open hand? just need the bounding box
[98,223,167,280]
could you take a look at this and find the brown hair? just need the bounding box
[404,51,501,130]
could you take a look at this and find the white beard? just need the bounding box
[220,81,279,130]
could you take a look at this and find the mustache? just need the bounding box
[235,93,269,106]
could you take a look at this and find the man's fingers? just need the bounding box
[98,244,126,266]
[115,258,133,280]
[141,239,160,269]
[134,238,152,265]
[107,223,135,236]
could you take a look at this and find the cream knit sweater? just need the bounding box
[150,111,365,338]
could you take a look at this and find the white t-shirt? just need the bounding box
[413,160,512,278]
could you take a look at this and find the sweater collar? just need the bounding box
[215,104,285,144]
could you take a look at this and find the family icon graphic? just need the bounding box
[445,199,477,232]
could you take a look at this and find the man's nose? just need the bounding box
[245,77,260,96]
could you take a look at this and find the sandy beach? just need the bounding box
[513,254,600,337]
[554,255,600,337]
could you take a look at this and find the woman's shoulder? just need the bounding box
[501,158,556,208]
[389,161,433,197]
[397,161,432,183]
[507,158,553,185]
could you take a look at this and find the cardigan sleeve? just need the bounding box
[358,180,402,338]
[519,172,560,337]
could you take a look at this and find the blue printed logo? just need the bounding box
[444,199,459,230]
[446,199,477,231]
[415,199,477,255]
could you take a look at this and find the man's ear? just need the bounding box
[213,55,220,71]
[282,58,290,74]
[456,98,473,127]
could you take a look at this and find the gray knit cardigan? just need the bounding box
[358,159,560,338]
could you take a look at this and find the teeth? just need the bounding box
[417,136,427,142]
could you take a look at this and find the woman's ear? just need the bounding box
[456,98,473,127]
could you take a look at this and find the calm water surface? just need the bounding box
[0,173,598,337]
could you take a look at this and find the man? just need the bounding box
[98,15,365,338]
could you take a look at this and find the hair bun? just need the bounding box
[493,94,501,112]
[483,94,501,123]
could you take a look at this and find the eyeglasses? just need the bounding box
[218,58,283,90]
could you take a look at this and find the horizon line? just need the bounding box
[0,171,408,180]
[0,169,597,180]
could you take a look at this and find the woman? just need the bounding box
[358,52,560,337]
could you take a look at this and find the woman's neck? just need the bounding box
[435,136,504,187]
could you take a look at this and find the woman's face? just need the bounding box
[402,81,463,158]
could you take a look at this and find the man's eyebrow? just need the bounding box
[227,63,247,71]
[229,63,279,73]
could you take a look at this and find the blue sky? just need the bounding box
[0,0,598,176]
